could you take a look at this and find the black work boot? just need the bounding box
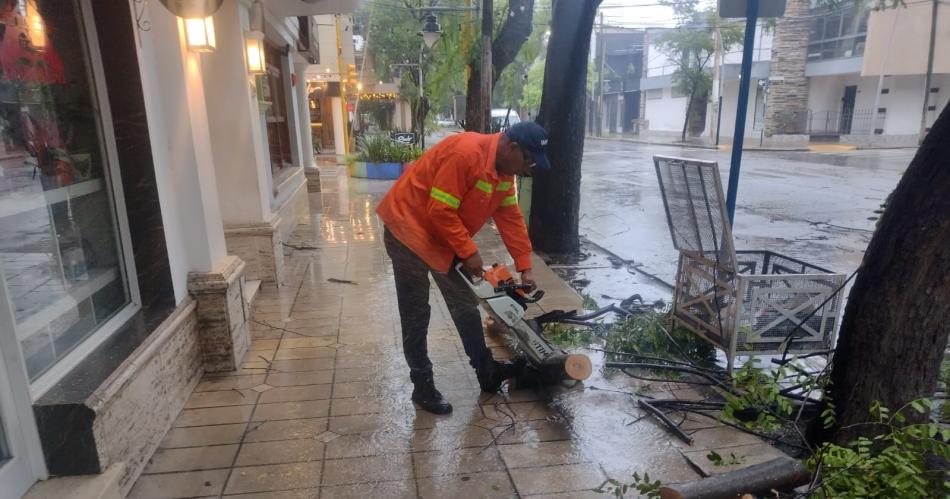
[410,372,453,415]
[476,357,524,393]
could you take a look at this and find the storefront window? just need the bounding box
[263,41,293,176]
[0,0,131,382]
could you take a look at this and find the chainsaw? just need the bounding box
[457,263,593,385]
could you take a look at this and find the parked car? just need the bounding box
[490,108,521,132]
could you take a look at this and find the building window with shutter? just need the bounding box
[263,41,294,176]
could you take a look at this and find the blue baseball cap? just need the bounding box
[505,122,551,171]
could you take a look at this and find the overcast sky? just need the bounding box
[599,0,718,28]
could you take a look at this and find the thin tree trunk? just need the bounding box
[811,102,950,445]
[681,89,695,142]
[529,0,601,254]
[465,0,535,131]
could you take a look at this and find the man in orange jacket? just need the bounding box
[376,122,550,414]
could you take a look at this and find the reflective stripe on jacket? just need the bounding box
[376,132,532,273]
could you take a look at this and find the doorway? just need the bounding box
[839,85,857,134]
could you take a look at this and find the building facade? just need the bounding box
[0,0,354,497]
[639,1,950,147]
[591,27,645,136]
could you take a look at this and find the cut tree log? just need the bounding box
[659,457,810,499]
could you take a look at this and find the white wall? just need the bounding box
[644,88,688,132]
[137,3,228,302]
[718,79,763,139]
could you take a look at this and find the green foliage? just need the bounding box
[722,359,795,433]
[581,293,599,311]
[542,323,594,348]
[604,312,717,368]
[352,134,423,163]
[594,472,662,498]
[494,0,551,111]
[806,399,950,498]
[520,58,545,113]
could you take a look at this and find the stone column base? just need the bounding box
[188,255,250,372]
[224,217,285,286]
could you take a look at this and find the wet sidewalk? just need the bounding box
[129,165,782,498]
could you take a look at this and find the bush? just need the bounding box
[352,135,424,163]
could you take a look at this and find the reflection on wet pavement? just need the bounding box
[130,162,794,498]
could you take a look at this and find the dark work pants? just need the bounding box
[383,227,492,376]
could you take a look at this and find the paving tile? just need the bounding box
[327,413,402,435]
[222,488,319,498]
[234,439,325,467]
[508,463,606,496]
[175,405,255,427]
[675,426,763,450]
[323,432,411,459]
[184,389,259,409]
[161,424,248,449]
[249,339,282,351]
[411,402,485,430]
[410,425,495,452]
[332,367,379,383]
[274,347,336,361]
[498,440,588,469]
[195,375,268,392]
[224,462,322,495]
[332,381,377,398]
[319,479,416,499]
[481,401,554,423]
[320,454,414,486]
[242,418,329,443]
[258,384,333,404]
[280,337,337,349]
[143,445,239,474]
[252,400,331,421]
[413,447,506,477]
[329,396,389,416]
[268,358,336,373]
[128,469,229,498]
[266,371,334,387]
[490,420,573,445]
[416,471,515,499]
[681,443,788,477]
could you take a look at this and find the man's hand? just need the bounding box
[520,269,536,291]
[462,252,484,277]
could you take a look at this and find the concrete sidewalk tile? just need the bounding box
[274,347,336,361]
[320,454,413,486]
[195,375,267,392]
[249,339,281,351]
[160,423,248,449]
[499,440,587,469]
[328,413,403,435]
[329,396,388,416]
[265,370,334,387]
[184,389,259,409]
[410,425,494,452]
[234,439,325,467]
[252,400,331,421]
[242,418,329,443]
[413,447,506,478]
[490,420,573,445]
[280,337,337,349]
[411,403,484,430]
[222,488,319,499]
[481,401,554,423]
[674,426,763,450]
[416,471,515,499]
[128,469,229,498]
[681,443,787,477]
[319,479,416,498]
[324,432,411,459]
[174,405,255,427]
[509,463,606,496]
[258,384,332,404]
[143,444,239,474]
[268,358,335,373]
[331,381,377,398]
[224,462,322,495]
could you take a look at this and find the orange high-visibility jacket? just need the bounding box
[376,132,532,273]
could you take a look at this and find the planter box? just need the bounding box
[348,161,404,179]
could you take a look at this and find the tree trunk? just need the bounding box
[688,91,707,137]
[528,0,601,255]
[681,89,695,142]
[464,0,535,132]
[811,102,950,445]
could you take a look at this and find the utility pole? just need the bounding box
[710,6,723,142]
[596,12,606,137]
[918,0,938,143]
[479,0,492,133]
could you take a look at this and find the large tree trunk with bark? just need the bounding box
[811,102,950,445]
[464,0,535,131]
[528,0,601,254]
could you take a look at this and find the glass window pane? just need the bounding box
[824,15,841,39]
[0,0,130,381]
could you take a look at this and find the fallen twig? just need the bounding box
[638,399,693,444]
[328,278,359,285]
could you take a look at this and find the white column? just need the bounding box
[202,0,272,226]
[331,96,345,155]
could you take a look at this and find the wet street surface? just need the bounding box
[573,140,914,304]
[129,161,790,498]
